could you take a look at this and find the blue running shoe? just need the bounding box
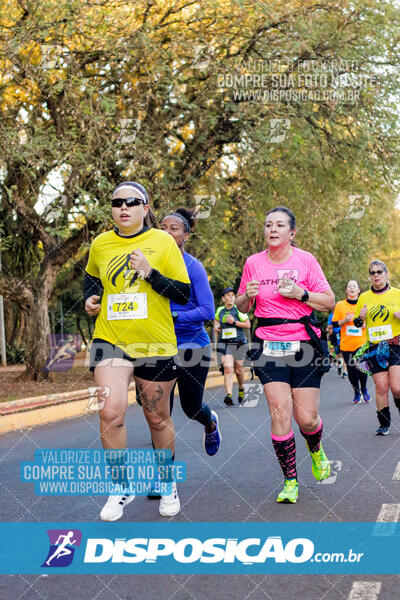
[362,388,371,403]
[204,410,221,456]
[376,426,389,436]
[352,391,361,404]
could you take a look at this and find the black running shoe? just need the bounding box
[224,394,234,406]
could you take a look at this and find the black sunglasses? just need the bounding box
[111,197,144,208]
[369,270,384,276]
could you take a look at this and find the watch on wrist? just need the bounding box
[300,289,309,303]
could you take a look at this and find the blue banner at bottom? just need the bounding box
[0,522,399,574]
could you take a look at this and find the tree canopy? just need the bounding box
[0,0,399,376]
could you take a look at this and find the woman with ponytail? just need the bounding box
[159,207,221,456]
[84,182,191,520]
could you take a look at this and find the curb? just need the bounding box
[0,369,253,435]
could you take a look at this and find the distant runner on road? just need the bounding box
[214,287,250,406]
[353,260,400,435]
[332,280,369,403]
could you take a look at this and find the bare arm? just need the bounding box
[235,318,251,329]
[303,290,335,312]
[236,279,259,313]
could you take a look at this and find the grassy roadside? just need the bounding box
[0,367,95,403]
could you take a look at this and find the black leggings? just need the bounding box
[170,345,212,426]
[136,345,213,427]
[342,350,368,392]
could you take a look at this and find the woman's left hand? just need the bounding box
[277,278,302,299]
[130,249,151,278]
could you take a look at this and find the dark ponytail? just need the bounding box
[145,206,158,229]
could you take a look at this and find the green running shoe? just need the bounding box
[308,443,331,481]
[276,478,298,503]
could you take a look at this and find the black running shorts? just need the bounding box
[368,344,400,375]
[248,336,323,388]
[89,338,178,381]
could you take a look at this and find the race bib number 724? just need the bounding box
[107,293,148,320]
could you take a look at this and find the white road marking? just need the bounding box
[393,461,400,481]
[374,503,400,536]
[348,581,381,600]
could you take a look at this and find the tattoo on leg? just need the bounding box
[137,382,164,412]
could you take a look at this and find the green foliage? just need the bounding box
[0,0,399,366]
[6,342,27,365]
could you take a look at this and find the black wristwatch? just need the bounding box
[300,289,309,303]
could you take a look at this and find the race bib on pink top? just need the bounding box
[238,247,331,341]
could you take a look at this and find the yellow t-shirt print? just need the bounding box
[354,288,400,343]
[85,229,190,358]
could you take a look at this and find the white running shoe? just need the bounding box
[159,482,180,517]
[100,493,135,521]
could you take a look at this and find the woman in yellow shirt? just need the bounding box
[332,280,369,404]
[84,181,190,520]
[353,260,400,435]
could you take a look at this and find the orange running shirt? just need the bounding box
[332,298,367,352]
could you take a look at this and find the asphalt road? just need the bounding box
[0,369,399,600]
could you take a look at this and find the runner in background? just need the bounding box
[332,280,369,403]
[236,206,335,504]
[327,312,346,378]
[137,206,221,499]
[214,287,250,406]
[353,260,400,435]
[159,207,221,456]
[84,181,190,520]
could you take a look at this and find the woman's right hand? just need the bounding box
[246,280,260,299]
[359,304,368,320]
[85,295,101,316]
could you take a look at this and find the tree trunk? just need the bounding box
[14,309,26,347]
[76,315,87,346]
[86,315,93,338]
[4,301,15,345]
[20,267,56,381]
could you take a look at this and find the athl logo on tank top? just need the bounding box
[273,269,299,294]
